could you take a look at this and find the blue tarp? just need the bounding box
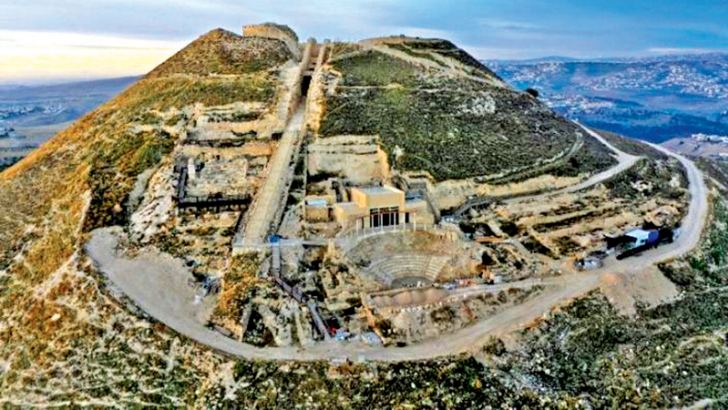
[647,230,660,246]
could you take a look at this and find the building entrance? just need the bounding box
[370,206,399,228]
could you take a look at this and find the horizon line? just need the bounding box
[2,49,726,87]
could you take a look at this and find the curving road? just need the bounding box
[504,123,641,205]
[454,123,640,214]
[86,127,709,362]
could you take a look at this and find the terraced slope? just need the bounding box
[0,25,289,290]
[319,43,616,181]
[0,28,293,405]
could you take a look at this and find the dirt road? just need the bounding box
[504,124,641,205]
[86,229,604,361]
[87,128,709,362]
[452,123,640,216]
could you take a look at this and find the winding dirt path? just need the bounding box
[365,44,506,88]
[86,127,709,362]
[503,124,641,205]
[453,123,640,216]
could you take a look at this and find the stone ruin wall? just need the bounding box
[305,40,330,134]
[243,24,302,60]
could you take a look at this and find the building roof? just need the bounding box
[306,198,328,207]
[626,228,659,243]
[334,201,367,216]
[335,202,360,210]
[625,229,651,241]
[356,185,403,196]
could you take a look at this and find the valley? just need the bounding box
[0,77,137,171]
[490,54,728,144]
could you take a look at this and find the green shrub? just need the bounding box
[322,81,587,181]
[331,50,420,87]
[665,199,728,289]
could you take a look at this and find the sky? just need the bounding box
[0,0,726,84]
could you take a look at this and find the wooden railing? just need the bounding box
[175,164,251,211]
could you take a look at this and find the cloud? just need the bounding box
[0,30,183,83]
[2,0,726,80]
[477,18,541,31]
[471,17,573,43]
[646,47,725,55]
[0,30,185,52]
[463,44,567,60]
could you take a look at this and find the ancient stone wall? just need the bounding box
[305,40,330,133]
[307,135,390,184]
[243,23,301,60]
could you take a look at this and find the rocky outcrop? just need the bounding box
[307,135,390,184]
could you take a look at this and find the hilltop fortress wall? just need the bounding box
[243,23,302,60]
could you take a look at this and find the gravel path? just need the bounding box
[504,124,641,205]
[86,128,709,362]
[368,44,507,88]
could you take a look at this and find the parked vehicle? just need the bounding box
[616,227,677,260]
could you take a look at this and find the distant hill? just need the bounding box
[662,134,728,159]
[0,22,722,409]
[0,76,139,100]
[0,76,139,128]
[0,76,139,170]
[488,53,728,143]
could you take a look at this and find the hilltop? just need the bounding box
[0,26,296,403]
[147,28,293,77]
[0,23,723,408]
[319,37,615,182]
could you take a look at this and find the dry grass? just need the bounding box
[0,29,289,405]
[213,253,261,324]
[147,28,292,77]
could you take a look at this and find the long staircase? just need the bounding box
[233,40,318,251]
[233,106,304,250]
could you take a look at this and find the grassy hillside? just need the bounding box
[0,28,293,405]
[503,198,728,408]
[147,28,293,77]
[320,48,615,181]
[0,25,288,285]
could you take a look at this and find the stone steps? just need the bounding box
[424,256,450,280]
[363,254,449,286]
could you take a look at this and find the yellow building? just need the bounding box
[333,186,432,230]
